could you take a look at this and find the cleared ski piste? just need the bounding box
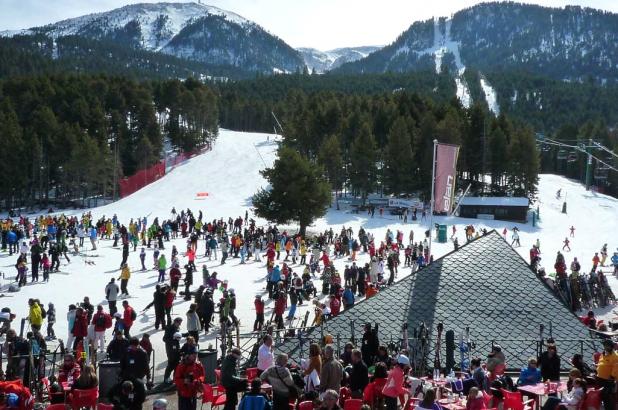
[1,129,617,379]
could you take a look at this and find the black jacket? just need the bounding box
[120,347,150,380]
[107,338,130,362]
[349,361,369,392]
[538,351,561,381]
[108,378,146,410]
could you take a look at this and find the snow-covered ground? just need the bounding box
[1,129,616,380]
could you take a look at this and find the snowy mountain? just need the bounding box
[1,2,304,74]
[335,2,618,112]
[297,46,381,73]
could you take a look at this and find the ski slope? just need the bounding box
[1,129,616,380]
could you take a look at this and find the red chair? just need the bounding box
[343,399,363,410]
[581,388,603,410]
[298,401,314,410]
[97,405,114,410]
[245,367,259,383]
[339,386,351,407]
[69,388,99,410]
[501,389,534,410]
[201,383,227,410]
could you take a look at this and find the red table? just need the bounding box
[438,398,467,410]
[518,382,567,409]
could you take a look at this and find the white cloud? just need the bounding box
[2,0,617,50]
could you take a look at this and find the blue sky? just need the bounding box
[2,0,617,50]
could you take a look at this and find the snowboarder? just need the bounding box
[562,237,571,252]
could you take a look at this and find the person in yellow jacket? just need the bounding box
[28,298,43,332]
[118,263,131,297]
[300,241,307,265]
[597,339,618,410]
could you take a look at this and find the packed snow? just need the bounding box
[480,75,500,115]
[1,130,617,381]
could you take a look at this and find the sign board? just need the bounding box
[388,198,422,208]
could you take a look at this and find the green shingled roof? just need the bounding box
[275,231,600,370]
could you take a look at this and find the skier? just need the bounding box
[118,264,131,297]
[511,230,521,247]
[157,254,167,283]
[600,244,608,266]
[592,253,600,272]
[569,226,575,237]
[105,278,120,316]
[139,247,146,271]
[562,237,571,252]
[253,294,264,332]
[91,305,112,352]
[611,252,618,275]
[46,302,56,340]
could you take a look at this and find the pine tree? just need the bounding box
[252,147,331,236]
[384,117,414,194]
[349,121,378,202]
[318,134,344,199]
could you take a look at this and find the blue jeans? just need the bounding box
[287,303,297,320]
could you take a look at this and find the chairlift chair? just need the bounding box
[594,167,609,180]
[567,152,578,162]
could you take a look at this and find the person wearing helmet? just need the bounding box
[152,398,168,410]
[382,354,410,410]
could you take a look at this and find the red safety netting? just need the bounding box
[119,160,166,198]
[166,144,211,169]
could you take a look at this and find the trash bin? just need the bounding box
[199,349,218,384]
[98,361,121,403]
[438,225,447,243]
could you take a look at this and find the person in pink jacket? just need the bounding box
[382,354,410,410]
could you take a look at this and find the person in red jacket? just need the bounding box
[265,245,275,263]
[186,247,196,270]
[320,251,330,267]
[274,292,287,330]
[164,288,175,326]
[253,295,265,332]
[71,307,89,351]
[174,346,204,410]
[58,353,81,385]
[169,264,182,292]
[329,296,341,317]
[91,305,113,352]
[122,301,135,338]
[382,355,409,410]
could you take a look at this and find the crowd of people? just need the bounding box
[0,205,617,410]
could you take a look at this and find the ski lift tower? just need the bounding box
[585,139,593,190]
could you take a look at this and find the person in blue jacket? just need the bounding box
[7,230,17,255]
[612,252,618,275]
[342,286,355,309]
[517,358,542,386]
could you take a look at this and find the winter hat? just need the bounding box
[397,355,410,366]
[153,399,168,409]
[114,312,122,318]
[173,332,182,340]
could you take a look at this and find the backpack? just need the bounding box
[40,306,47,319]
[96,314,106,328]
[130,309,137,321]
